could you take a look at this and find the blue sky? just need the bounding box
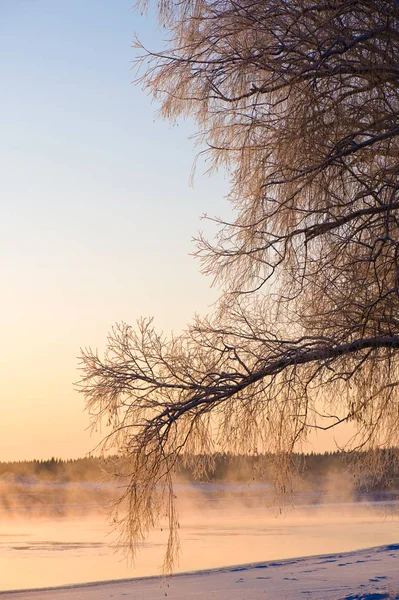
[0,0,230,460]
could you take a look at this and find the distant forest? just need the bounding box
[1,451,399,489]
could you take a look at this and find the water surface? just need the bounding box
[1,482,399,591]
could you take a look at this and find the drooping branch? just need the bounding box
[79,0,399,569]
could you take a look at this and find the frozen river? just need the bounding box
[1,482,399,591]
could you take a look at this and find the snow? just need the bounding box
[2,544,399,600]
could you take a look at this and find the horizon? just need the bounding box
[2,3,399,598]
[1,1,228,461]
[2,1,356,462]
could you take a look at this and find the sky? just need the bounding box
[0,0,230,461]
[0,1,348,461]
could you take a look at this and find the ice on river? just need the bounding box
[1,481,399,598]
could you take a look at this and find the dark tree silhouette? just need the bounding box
[79,0,399,569]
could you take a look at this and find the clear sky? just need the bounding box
[1,1,348,461]
[1,0,230,461]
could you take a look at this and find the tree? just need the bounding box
[79,0,399,569]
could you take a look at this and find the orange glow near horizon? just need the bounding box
[1,2,357,464]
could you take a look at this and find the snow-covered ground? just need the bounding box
[2,544,399,600]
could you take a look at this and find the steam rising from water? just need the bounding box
[1,471,399,591]
[0,476,116,518]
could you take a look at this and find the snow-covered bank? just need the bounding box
[2,544,399,600]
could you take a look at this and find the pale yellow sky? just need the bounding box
[1,2,352,462]
[1,1,228,461]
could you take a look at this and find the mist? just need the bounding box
[1,458,399,591]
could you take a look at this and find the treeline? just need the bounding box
[0,457,105,482]
[178,451,350,482]
[178,450,399,489]
[1,450,399,487]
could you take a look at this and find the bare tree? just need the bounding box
[79,0,399,569]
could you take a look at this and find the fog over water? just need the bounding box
[1,478,399,591]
